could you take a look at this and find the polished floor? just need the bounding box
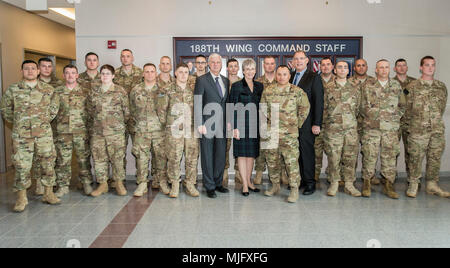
[0,170,449,248]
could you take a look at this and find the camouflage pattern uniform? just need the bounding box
[260,84,310,189]
[0,80,59,192]
[130,82,168,186]
[323,79,360,184]
[406,79,447,185]
[393,75,416,178]
[78,71,101,91]
[87,84,130,184]
[53,84,93,188]
[360,78,405,184]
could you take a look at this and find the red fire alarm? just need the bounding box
[108,40,117,49]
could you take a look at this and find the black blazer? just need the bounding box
[290,69,324,130]
[228,79,263,130]
[194,72,230,137]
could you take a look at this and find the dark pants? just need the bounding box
[298,128,316,187]
[200,136,227,191]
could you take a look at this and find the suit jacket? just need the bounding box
[290,69,324,130]
[194,72,230,137]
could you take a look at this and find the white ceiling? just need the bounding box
[2,0,75,28]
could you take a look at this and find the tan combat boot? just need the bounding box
[254,171,263,185]
[82,183,93,196]
[287,185,299,203]
[42,186,61,205]
[426,181,450,198]
[13,190,28,213]
[362,179,371,197]
[55,186,69,198]
[344,182,362,197]
[159,179,171,195]
[169,181,180,198]
[91,182,108,197]
[151,179,159,189]
[382,181,399,199]
[264,183,280,197]
[222,170,229,188]
[185,183,200,197]
[372,177,381,185]
[115,180,127,196]
[134,182,148,197]
[280,170,289,185]
[35,180,44,196]
[406,182,419,198]
[327,182,339,197]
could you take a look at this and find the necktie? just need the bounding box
[293,72,301,86]
[215,77,223,98]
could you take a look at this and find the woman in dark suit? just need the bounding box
[228,59,263,196]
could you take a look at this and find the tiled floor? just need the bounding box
[0,170,449,248]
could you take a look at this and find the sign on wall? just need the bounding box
[173,37,363,77]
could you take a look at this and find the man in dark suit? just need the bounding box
[194,53,230,198]
[289,50,324,195]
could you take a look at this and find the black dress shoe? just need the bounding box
[215,186,229,193]
[248,187,260,193]
[303,184,316,195]
[242,192,249,197]
[207,190,217,198]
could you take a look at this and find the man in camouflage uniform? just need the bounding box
[192,55,208,78]
[53,65,94,198]
[88,65,130,197]
[405,56,450,198]
[30,58,64,195]
[130,63,169,197]
[393,59,416,180]
[261,66,310,203]
[316,57,335,186]
[0,60,61,212]
[323,61,361,197]
[78,52,101,91]
[359,59,405,199]
[162,63,200,198]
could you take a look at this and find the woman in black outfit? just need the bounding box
[228,59,263,196]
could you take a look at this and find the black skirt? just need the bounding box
[233,137,260,158]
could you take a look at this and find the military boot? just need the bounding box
[185,183,200,197]
[234,171,242,185]
[406,182,419,198]
[372,177,381,185]
[426,181,450,198]
[82,183,93,196]
[151,179,159,189]
[134,182,148,197]
[159,179,171,195]
[91,182,108,197]
[280,170,289,185]
[254,171,263,185]
[222,170,229,188]
[115,180,127,196]
[327,182,339,196]
[13,190,28,213]
[362,179,371,197]
[287,185,299,203]
[344,182,362,197]
[35,180,44,196]
[382,181,399,199]
[42,187,61,205]
[169,181,180,198]
[55,186,69,198]
[264,183,280,197]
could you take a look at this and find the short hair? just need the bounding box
[175,63,189,71]
[195,55,207,61]
[335,60,349,68]
[143,63,157,70]
[38,58,53,66]
[160,56,171,62]
[21,60,38,69]
[376,59,390,66]
[100,64,115,75]
[294,49,307,57]
[242,58,256,71]
[121,49,133,54]
[395,58,407,66]
[355,58,368,65]
[85,52,99,60]
[208,53,222,63]
[276,65,290,72]
[320,57,333,65]
[420,56,435,66]
[63,64,78,73]
[227,58,238,67]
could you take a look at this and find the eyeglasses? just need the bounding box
[195,62,207,65]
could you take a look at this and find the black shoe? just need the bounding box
[215,186,229,193]
[242,192,249,197]
[248,187,260,193]
[207,190,217,198]
[303,184,316,195]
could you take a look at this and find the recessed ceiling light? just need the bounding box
[49,8,75,20]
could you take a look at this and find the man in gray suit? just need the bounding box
[194,53,230,198]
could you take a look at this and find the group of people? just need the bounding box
[1,48,449,213]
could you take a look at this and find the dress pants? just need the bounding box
[298,128,316,187]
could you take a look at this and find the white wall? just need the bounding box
[76,0,450,175]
